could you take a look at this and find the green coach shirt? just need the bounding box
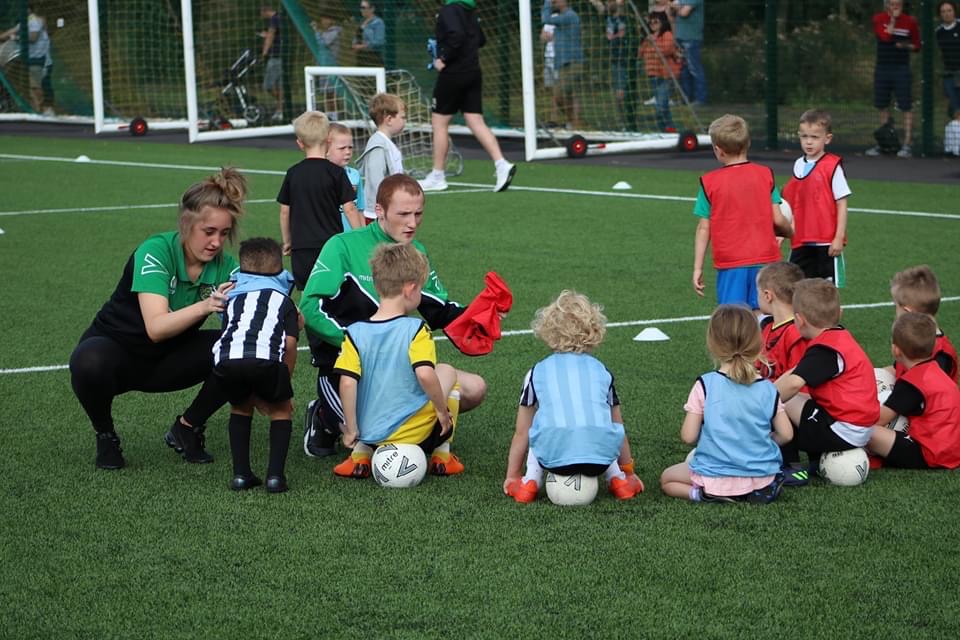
[91,231,239,353]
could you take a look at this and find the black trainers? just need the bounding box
[163,429,183,454]
[170,417,214,464]
[781,464,811,487]
[700,490,740,504]
[266,475,288,493]
[230,474,263,491]
[745,475,784,505]
[95,432,125,470]
[303,399,337,458]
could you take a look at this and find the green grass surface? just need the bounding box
[2,135,959,638]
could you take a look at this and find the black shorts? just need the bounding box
[795,399,860,454]
[213,359,293,405]
[544,463,608,477]
[884,431,931,469]
[432,69,483,115]
[789,245,841,285]
[874,64,912,111]
[415,419,454,454]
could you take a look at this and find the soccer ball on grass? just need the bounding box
[544,472,599,506]
[372,444,427,488]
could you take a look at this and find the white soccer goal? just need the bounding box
[304,65,462,179]
[517,0,710,161]
[88,0,188,134]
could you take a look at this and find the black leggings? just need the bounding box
[69,329,227,433]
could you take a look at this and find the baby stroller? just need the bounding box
[207,48,265,128]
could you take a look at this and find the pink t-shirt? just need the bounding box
[684,377,785,496]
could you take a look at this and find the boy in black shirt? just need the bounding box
[278,111,363,290]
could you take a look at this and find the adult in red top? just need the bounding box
[868,0,921,157]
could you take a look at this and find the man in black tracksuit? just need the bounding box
[418,0,517,193]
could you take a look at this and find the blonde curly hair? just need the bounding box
[532,290,606,353]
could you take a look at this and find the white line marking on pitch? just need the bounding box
[5,296,956,376]
[0,199,276,217]
[2,153,957,220]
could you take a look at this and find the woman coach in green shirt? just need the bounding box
[70,168,246,470]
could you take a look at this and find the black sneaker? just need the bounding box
[303,399,337,458]
[230,474,263,491]
[745,475,784,505]
[266,475,288,493]
[781,464,810,487]
[95,432,125,470]
[700,490,740,504]
[171,417,214,464]
[163,429,183,454]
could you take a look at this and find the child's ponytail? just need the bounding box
[706,305,763,385]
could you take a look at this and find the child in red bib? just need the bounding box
[868,313,960,469]
[889,265,959,383]
[775,279,880,483]
[756,262,806,381]
[692,115,793,309]
[782,110,851,287]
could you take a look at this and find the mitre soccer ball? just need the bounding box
[819,448,869,487]
[544,472,599,506]
[371,444,427,488]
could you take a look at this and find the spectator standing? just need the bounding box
[669,0,706,105]
[311,9,342,119]
[259,5,284,123]
[0,5,53,114]
[936,1,960,118]
[590,1,630,128]
[541,22,562,125]
[353,1,385,67]
[542,0,584,130]
[639,11,679,132]
[866,0,920,158]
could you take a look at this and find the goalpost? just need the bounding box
[517,0,709,161]
[88,0,189,134]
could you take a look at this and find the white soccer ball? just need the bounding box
[819,448,869,487]
[685,448,697,464]
[874,367,911,432]
[544,472,599,506]
[779,198,793,225]
[371,444,427,489]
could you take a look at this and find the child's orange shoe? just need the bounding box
[609,475,645,500]
[867,453,885,470]
[333,455,371,479]
[429,453,465,476]
[505,478,539,503]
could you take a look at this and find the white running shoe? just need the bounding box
[864,146,881,157]
[896,144,912,158]
[418,172,448,192]
[494,162,517,192]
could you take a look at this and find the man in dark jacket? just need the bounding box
[418,0,517,193]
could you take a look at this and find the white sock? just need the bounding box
[604,460,625,482]
[521,449,543,487]
[495,158,510,171]
[431,441,450,457]
[430,169,445,179]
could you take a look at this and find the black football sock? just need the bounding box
[228,413,254,476]
[267,420,292,478]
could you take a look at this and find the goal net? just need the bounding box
[304,66,462,179]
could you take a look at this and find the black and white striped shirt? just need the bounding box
[213,289,299,365]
